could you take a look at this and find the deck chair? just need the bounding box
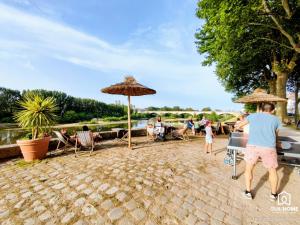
[53,131,74,154]
[172,126,190,141]
[75,131,95,157]
[146,125,155,141]
[114,129,128,144]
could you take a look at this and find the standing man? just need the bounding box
[235,103,281,201]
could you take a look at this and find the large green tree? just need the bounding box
[195,0,300,121]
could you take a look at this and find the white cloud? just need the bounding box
[0,2,205,83]
[0,3,239,110]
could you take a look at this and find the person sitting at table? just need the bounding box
[154,116,165,141]
[235,102,281,201]
[187,118,195,135]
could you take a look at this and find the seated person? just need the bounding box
[199,116,208,135]
[153,116,165,140]
[194,119,201,134]
[61,128,76,144]
[186,118,195,135]
[234,115,246,132]
[214,120,225,135]
[82,125,102,142]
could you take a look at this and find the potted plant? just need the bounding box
[14,92,57,161]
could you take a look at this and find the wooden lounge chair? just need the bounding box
[75,131,95,157]
[146,125,155,141]
[172,127,190,141]
[53,131,74,154]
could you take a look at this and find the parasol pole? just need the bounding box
[127,95,132,149]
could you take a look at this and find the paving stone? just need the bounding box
[98,183,110,192]
[124,199,137,211]
[21,191,33,198]
[73,220,88,225]
[74,198,86,207]
[108,207,124,221]
[212,209,225,222]
[33,205,47,213]
[106,187,119,195]
[76,184,87,191]
[194,200,205,209]
[145,220,158,225]
[0,209,9,219]
[116,192,127,202]
[61,212,75,223]
[101,199,114,210]
[82,204,97,216]
[14,200,26,209]
[39,211,52,221]
[76,173,88,180]
[66,191,79,200]
[92,180,102,188]
[52,183,65,190]
[24,218,38,225]
[117,216,134,225]
[57,207,67,216]
[185,214,198,225]
[131,208,146,221]
[194,210,209,222]
[89,193,102,202]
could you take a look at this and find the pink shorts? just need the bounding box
[245,145,278,169]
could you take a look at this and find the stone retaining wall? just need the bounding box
[0,128,147,160]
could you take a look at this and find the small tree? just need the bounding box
[14,93,58,139]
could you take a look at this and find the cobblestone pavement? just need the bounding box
[0,137,299,225]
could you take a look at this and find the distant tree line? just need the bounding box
[0,87,126,123]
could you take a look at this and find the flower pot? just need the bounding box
[17,136,51,162]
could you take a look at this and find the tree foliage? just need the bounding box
[195,0,300,120]
[0,87,126,123]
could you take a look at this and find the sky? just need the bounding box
[0,0,242,111]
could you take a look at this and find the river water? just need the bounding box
[0,120,149,146]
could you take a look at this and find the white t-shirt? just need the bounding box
[205,126,212,137]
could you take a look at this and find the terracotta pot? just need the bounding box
[17,136,51,162]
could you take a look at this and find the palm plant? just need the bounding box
[14,93,58,139]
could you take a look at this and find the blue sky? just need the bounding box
[0,0,241,110]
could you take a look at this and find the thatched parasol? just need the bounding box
[101,76,156,148]
[235,88,287,111]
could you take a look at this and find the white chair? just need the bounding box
[75,131,95,157]
[53,131,74,154]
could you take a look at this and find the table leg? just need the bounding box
[232,149,238,180]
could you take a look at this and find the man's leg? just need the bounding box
[245,163,255,192]
[268,168,278,194]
